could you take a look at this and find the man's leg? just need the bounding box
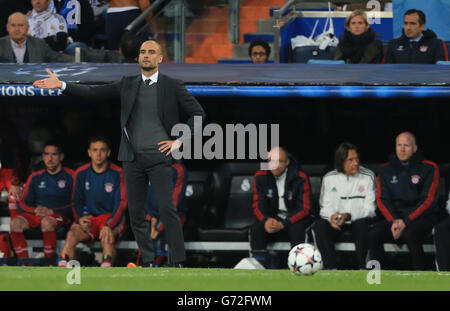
[313,218,339,269]
[402,216,435,270]
[41,216,59,264]
[123,159,154,266]
[288,216,313,247]
[250,221,268,250]
[10,216,30,259]
[102,218,127,266]
[368,220,392,269]
[435,216,450,271]
[147,157,186,265]
[60,225,91,263]
[351,218,370,269]
[100,235,116,268]
[250,221,269,267]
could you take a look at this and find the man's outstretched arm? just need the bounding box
[33,68,63,89]
[33,68,121,100]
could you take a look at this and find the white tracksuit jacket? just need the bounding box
[319,166,376,222]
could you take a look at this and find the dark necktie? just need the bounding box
[145,79,151,85]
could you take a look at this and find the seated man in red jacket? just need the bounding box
[369,131,441,270]
[251,146,313,268]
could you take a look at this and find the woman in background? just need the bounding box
[334,10,383,64]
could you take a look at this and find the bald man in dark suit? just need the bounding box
[34,40,205,267]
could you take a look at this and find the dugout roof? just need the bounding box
[0,63,449,98]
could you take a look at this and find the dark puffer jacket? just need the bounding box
[383,29,448,64]
[376,150,441,225]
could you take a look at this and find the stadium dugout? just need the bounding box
[0,62,449,267]
[1,161,448,261]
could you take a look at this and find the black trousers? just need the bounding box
[250,216,313,251]
[434,216,450,271]
[368,216,435,270]
[123,152,186,265]
[313,218,370,269]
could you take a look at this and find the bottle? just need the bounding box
[0,188,8,203]
[82,206,91,217]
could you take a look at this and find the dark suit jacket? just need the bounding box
[0,35,73,62]
[64,73,205,162]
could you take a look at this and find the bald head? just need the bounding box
[268,146,290,177]
[8,12,28,26]
[138,40,163,76]
[7,13,29,45]
[395,131,417,162]
[141,40,162,54]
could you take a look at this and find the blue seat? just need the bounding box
[244,33,274,43]
[307,59,345,64]
[436,61,450,65]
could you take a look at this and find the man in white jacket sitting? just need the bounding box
[313,142,376,269]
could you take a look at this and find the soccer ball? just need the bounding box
[287,243,322,275]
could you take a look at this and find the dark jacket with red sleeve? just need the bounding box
[376,150,440,225]
[383,29,448,64]
[252,159,311,227]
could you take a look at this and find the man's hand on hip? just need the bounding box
[158,139,181,156]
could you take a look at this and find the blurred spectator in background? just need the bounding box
[105,0,150,50]
[383,9,448,64]
[28,0,69,52]
[51,0,95,46]
[0,0,31,37]
[74,30,141,62]
[119,30,141,62]
[333,10,383,63]
[0,12,73,62]
[313,142,376,270]
[249,39,271,64]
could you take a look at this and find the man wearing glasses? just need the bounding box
[248,39,271,64]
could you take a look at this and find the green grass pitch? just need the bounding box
[0,267,449,291]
